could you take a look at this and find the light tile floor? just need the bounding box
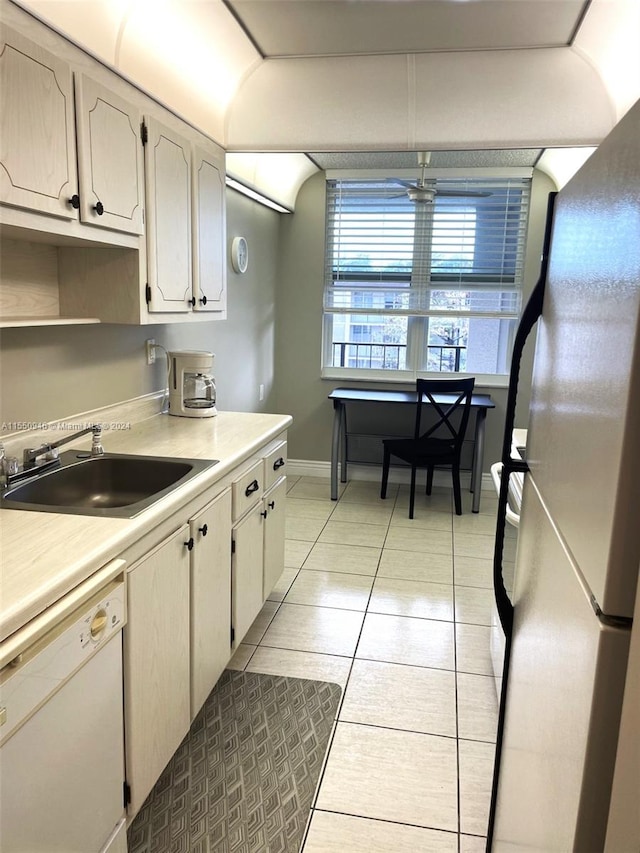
[229,475,502,852]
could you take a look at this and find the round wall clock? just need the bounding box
[231,236,248,274]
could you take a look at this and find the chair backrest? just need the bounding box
[414,377,476,449]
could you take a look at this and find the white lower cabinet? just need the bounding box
[122,433,288,819]
[124,524,192,816]
[232,502,266,646]
[263,477,287,600]
[231,474,287,646]
[190,488,232,718]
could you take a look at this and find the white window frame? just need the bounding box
[321,168,532,386]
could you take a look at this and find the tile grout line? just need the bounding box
[246,478,495,849]
[301,481,401,851]
[452,496,462,847]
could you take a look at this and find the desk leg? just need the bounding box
[331,400,343,500]
[340,403,347,483]
[471,408,487,513]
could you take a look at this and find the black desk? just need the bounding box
[328,387,495,512]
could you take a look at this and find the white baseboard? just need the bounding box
[286,459,496,493]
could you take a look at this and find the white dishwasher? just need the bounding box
[0,563,128,853]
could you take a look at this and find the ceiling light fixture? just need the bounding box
[225,177,292,213]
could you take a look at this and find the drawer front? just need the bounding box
[232,459,263,521]
[263,441,287,492]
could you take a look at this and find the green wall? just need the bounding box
[273,168,557,471]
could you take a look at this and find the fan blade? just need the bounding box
[386,178,415,189]
[437,189,492,198]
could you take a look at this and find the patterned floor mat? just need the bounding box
[127,669,341,853]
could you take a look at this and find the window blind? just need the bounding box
[324,177,531,320]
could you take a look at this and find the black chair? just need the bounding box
[380,377,476,518]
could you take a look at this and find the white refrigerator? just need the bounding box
[489,97,640,852]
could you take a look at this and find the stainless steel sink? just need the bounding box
[0,451,219,518]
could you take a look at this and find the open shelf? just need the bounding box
[0,316,101,328]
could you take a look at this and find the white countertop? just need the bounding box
[0,410,292,643]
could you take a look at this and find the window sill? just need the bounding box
[321,367,510,389]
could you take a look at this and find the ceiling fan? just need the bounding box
[391,152,492,203]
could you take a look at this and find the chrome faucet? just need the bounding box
[23,424,104,469]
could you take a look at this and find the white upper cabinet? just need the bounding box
[144,117,192,313]
[0,27,78,219]
[192,144,226,314]
[0,28,144,236]
[0,14,227,326]
[74,74,144,235]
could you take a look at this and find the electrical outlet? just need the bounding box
[259,383,265,401]
[146,339,156,365]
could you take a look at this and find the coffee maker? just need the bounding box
[168,350,217,418]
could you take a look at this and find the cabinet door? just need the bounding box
[190,488,232,718]
[232,504,265,646]
[144,117,191,312]
[263,477,287,600]
[124,525,191,816]
[0,27,78,219]
[192,144,226,314]
[75,74,144,235]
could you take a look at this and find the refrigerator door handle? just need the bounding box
[487,191,557,852]
[492,190,557,636]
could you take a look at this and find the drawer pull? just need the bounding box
[68,194,80,210]
[273,457,285,471]
[93,200,104,216]
[245,479,260,497]
[185,537,194,551]
[260,510,268,518]
[268,501,275,509]
[198,524,208,537]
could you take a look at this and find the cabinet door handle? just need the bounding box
[245,479,260,497]
[68,194,80,210]
[199,295,208,306]
[273,457,285,470]
[188,297,196,307]
[198,524,208,537]
[261,510,268,518]
[184,537,194,551]
[268,501,275,509]
[93,200,104,216]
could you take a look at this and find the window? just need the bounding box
[322,175,531,381]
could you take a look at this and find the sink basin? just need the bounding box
[0,451,219,518]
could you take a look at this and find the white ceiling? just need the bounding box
[224,0,636,153]
[8,0,638,207]
[219,0,602,191]
[226,0,589,57]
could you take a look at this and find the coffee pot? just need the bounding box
[168,350,217,418]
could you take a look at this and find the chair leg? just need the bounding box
[452,463,462,515]
[409,465,417,519]
[381,447,390,499]
[426,465,434,495]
